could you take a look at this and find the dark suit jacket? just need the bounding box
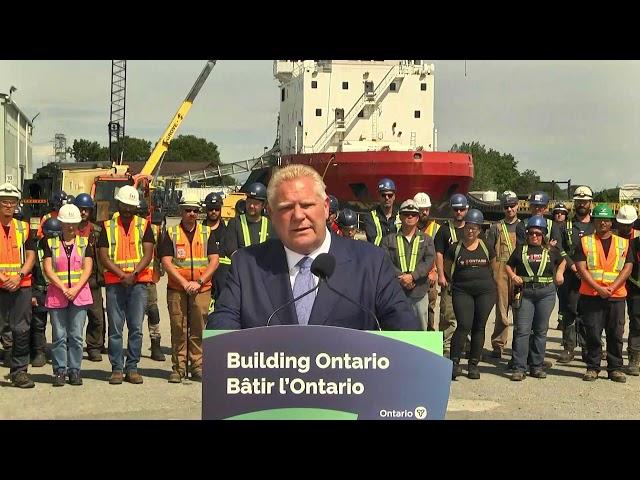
[207,233,420,330]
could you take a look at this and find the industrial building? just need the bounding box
[0,90,33,189]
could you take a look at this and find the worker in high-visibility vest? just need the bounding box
[574,204,634,383]
[381,200,435,331]
[0,182,37,388]
[42,204,94,387]
[222,182,275,258]
[73,193,108,362]
[486,191,526,358]
[528,191,553,242]
[550,202,570,330]
[363,178,401,246]
[434,193,469,357]
[625,211,640,376]
[160,193,219,383]
[36,190,68,238]
[616,205,640,240]
[555,186,596,364]
[415,192,441,331]
[97,185,155,385]
[203,192,230,303]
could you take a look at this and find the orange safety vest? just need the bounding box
[0,219,32,288]
[167,223,212,292]
[579,234,629,298]
[103,214,153,285]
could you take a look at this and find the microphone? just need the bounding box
[265,254,333,326]
[315,253,382,331]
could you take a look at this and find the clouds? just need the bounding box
[1,60,639,190]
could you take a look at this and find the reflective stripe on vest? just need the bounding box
[168,223,212,291]
[48,236,87,285]
[451,240,489,277]
[240,215,268,247]
[566,220,573,248]
[546,218,552,241]
[372,210,401,246]
[449,224,458,243]
[520,245,553,283]
[104,214,152,283]
[425,220,440,238]
[0,219,31,287]
[500,221,515,256]
[396,233,420,273]
[580,234,629,297]
[37,246,50,286]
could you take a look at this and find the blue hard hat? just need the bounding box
[337,208,358,228]
[377,178,396,192]
[50,191,68,209]
[527,215,548,233]
[73,193,95,209]
[328,195,339,213]
[465,208,484,225]
[204,192,223,208]
[450,193,469,209]
[42,217,62,238]
[529,191,549,206]
[247,182,267,201]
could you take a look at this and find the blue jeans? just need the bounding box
[50,304,87,373]
[106,283,149,373]
[512,283,556,371]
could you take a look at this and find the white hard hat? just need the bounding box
[616,204,638,225]
[413,192,432,208]
[573,186,593,200]
[179,192,202,209]
[58,204,82,223]
[0,182,21,200]
[115,185,140,207]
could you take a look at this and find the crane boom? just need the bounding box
[140,60,216,176]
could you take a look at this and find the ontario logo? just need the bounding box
[378,406,428,419]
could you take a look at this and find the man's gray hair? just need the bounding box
[267,164,327,207]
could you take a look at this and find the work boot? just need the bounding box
[627,352,640,376]
[529,368,547,379]
[68,370,83,386]
[491,348,502,359]
[52,370,66,387]
[3,348,11,368]
[542,359,553,368]
[109,371,123,385]
[608,370,627,383]
[168,371,182,384]
[30,351,47,368]
[125,371,144,384]
[451,360,462,380]
[87,350,102,362]
[511,370,526,381]
[582,370,598,381]
[150,338,165,361]
[12,371,35,388]
[557,349,575,364]
[191,370,203,382]
[468,362,480,380]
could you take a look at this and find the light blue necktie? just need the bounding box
[293,256,315,325]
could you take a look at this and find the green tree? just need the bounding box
[122,136,152,162]
[518,169,541,196]
[593,187,619,202]
[70,139,108,163]
[164,134,221,163]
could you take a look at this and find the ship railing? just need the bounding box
[311,63,400,153]
[173,155,275,184]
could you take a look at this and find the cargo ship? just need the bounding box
[271,60,474,209]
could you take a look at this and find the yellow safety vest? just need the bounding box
[372,210,401,246]
[520,245,553,283]
[240,215,268,247]
[47,236,88,286]
[396,233,421,273]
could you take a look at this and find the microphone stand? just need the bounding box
[323,280,382,331]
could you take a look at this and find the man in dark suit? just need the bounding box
[207,165,419,331]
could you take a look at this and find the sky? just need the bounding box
[1,60,639,191]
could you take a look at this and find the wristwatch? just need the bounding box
[19,272,25,279]
[197,279,204,286]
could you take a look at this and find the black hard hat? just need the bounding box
[42,217,63,238]
[50,191,68,210]
[247,182,267,201]
[337,208,358,228]
[328,195,339,213]
[204,192,223,208]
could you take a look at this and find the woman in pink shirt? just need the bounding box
[43,204,94,387]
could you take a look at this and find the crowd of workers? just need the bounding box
[1,175,639,387]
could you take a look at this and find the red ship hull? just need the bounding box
[282,150,474,207]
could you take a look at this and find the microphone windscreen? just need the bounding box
[311,253,336,279]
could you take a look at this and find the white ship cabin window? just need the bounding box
[421,83,427,91]
[358,110,364,118]
[316,109,322,116]
[414,110,421,118]
[281,88,285,102]
[311,81,318,88]
[390,83,397,91]
[342,81,349,90]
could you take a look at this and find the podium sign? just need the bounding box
[203,326,452,420]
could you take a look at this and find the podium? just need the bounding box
[203,326,452,420]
